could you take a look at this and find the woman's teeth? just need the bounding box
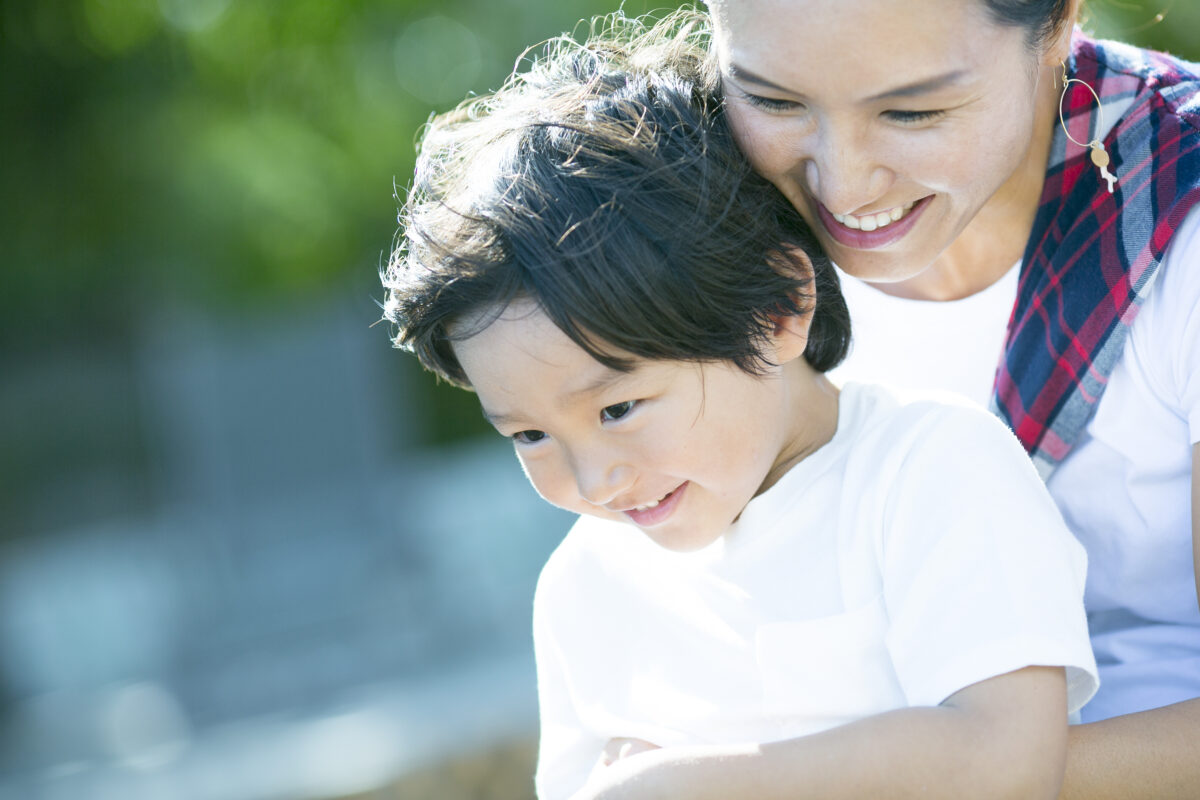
[832,201,916,232]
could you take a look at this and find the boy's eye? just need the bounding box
[885,109,946,124]
[600,401,636,422]
[512,429,547,444]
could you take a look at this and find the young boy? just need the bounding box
[382,19,1098,800]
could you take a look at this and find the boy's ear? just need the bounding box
[766,246,815,365]
[768,307,812,364]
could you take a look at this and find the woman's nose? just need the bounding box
[803,133,894,215]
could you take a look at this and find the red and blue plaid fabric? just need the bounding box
[992,34,1200,477]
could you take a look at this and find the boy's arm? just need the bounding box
[573,665,1067,800]
[1058,698,1200,800]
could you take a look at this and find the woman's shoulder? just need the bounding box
[1081,33,1200,94]
[1077,33,1200,146]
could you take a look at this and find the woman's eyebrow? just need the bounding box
[864,70,968,102]
[726,63,801,96]
[727,63,968,103]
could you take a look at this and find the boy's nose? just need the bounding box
[574,460,635,508]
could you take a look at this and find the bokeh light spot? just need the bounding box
[158,0,230,33]
[81,0,160,55]
[393,15,483,107]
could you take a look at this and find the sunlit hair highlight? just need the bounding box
[382,10,849,389]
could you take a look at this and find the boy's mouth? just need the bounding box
[817,195,932,250]
[621,482,688,527]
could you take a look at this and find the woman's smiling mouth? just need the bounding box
[831,201,915,231]
[817,195,933,250]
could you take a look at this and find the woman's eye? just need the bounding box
[886,109,946,124]
[600,401,636,422]
[744,93,802,113]
[512,429,547,445]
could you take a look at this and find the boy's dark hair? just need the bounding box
[382,13,850,389]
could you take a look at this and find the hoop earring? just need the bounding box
[1059,61,1117,193]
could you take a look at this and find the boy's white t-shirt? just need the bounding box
[533,383,1099,800]
[829,206,1200,723]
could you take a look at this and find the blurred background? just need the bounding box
[0,1,1195,799]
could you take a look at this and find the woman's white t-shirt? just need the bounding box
[829,206,1200,722]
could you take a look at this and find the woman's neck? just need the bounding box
[872,62,1062,303]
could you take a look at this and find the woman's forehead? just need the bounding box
[710,0,1016,87]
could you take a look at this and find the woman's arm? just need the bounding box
[1057,444,1200,800]
[573,665,1068,800]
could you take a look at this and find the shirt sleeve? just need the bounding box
[878,405,1100,714]
[532,548,606,800]
[1149,204,1200,443]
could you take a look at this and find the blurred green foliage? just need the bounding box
[0,0,1195,354]
[0,0,1195,529]
[0,0,684,355]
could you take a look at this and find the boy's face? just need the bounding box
[452,299,825,552]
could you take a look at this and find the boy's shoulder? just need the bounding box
[837,383,1049,524]
[840,382,1024,462]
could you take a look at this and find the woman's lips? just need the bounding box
[816,195,932,250]
[623,482,688,527]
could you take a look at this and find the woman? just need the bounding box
[703,0,1199,797]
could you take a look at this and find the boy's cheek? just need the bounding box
[519,456,578,512]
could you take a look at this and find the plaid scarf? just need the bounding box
[992,34,1200,478]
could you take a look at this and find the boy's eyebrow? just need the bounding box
[727,63,968,103]
[564,367,633,402]
[481,407,519,428]
[479,367,636,428]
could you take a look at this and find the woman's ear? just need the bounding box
[1040,0,1082,68]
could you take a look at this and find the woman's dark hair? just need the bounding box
[979,0,1075,50]
[382,12,849,389]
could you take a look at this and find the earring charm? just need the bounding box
[1059,61,1117,193]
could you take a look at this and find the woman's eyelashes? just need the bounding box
[743,93,803,112]
[741,90,946,126]
[885,108,946,124]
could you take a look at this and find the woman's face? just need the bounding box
[712,0,1060,283]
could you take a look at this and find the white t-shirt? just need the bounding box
[533,383,1099,800]
[830,207,1200,723]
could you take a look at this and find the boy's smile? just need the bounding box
[451,299,839,552]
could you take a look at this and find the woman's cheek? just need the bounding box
[724,101,794,177]
[889,127,981,192]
